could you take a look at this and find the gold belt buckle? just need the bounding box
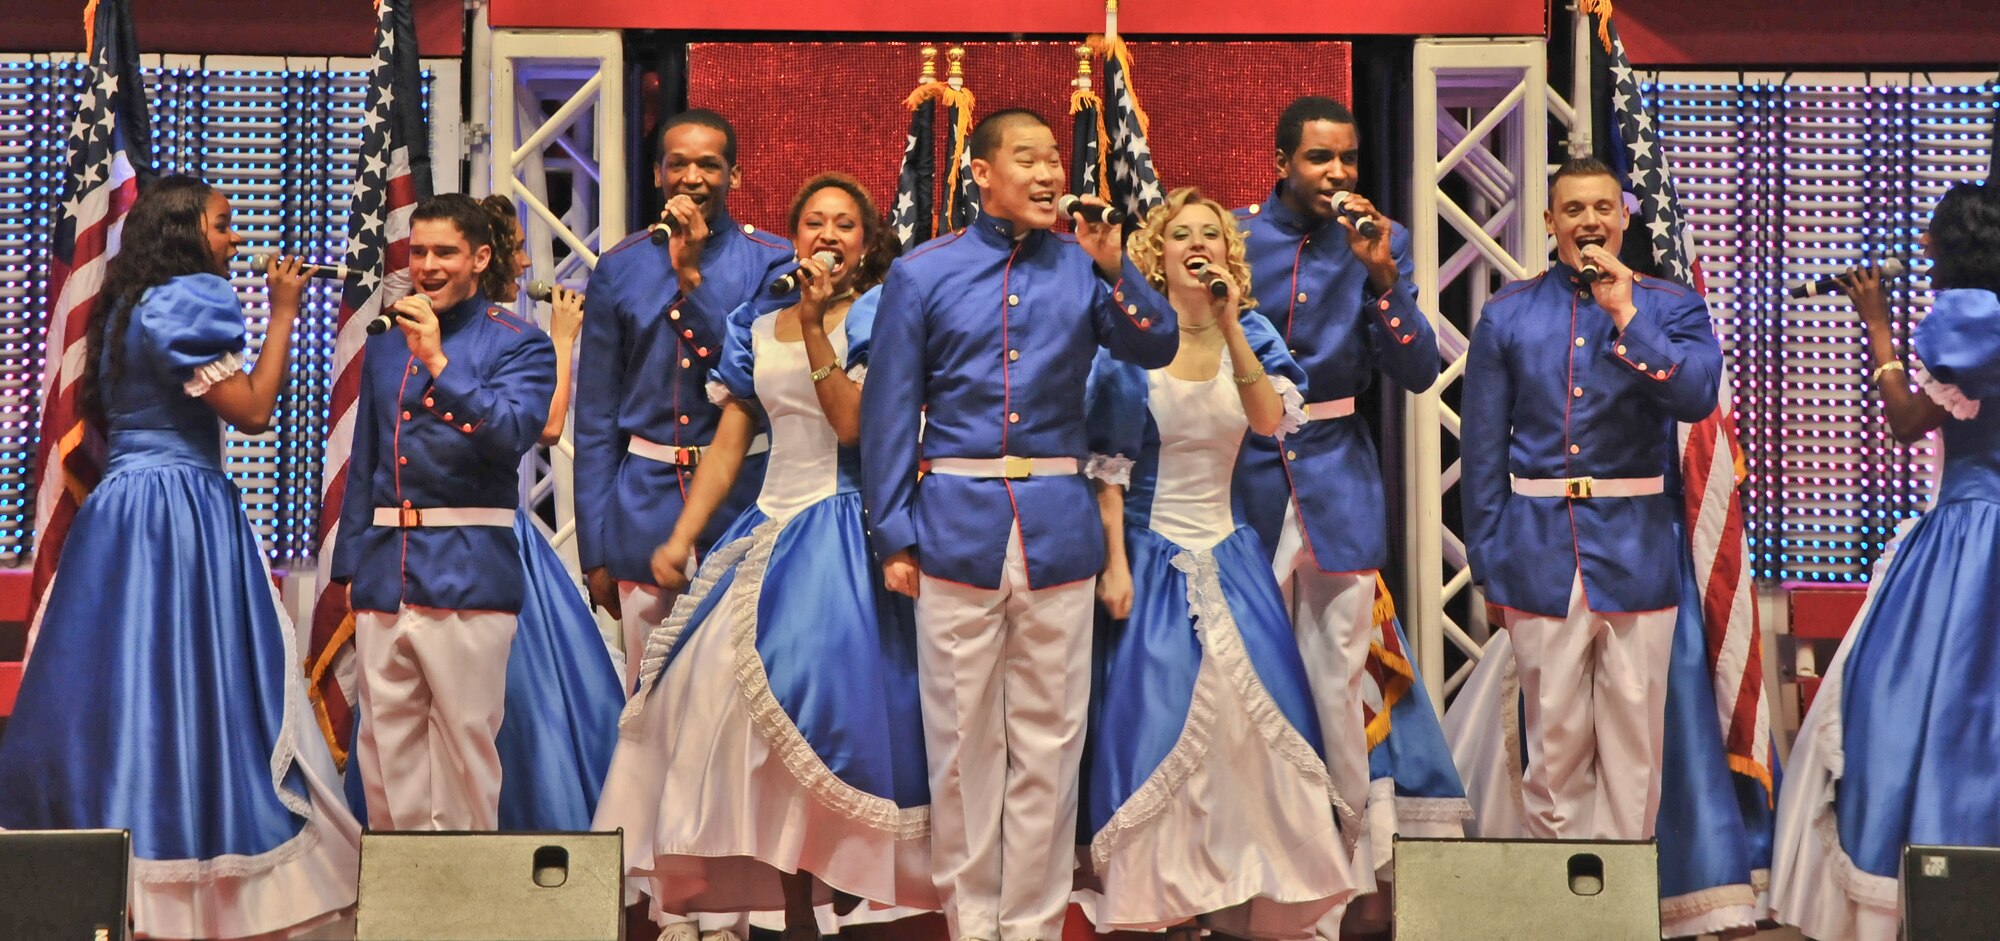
[1564,476,1595,499]
[399,507,424,527]
[1001,455,1035,479]
[674,445,702,467]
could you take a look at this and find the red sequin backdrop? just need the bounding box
[686,41,1352,238]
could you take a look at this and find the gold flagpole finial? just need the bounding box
[947,46,965,90]
[920,45,938,84]
[1074,43,1093,88]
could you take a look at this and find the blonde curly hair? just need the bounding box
[1125,186,1257,310]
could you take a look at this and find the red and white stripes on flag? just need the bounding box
[1593,3,1773,796]
[305,0,430,765]
[27,0,153,654]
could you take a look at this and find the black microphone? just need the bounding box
[1190,261,1230,299]
[1790,258,1908,299]
[366,288,427,336]
[769,251,842,296]
[1058,194,1126,226]
[1573,238,1609,284]
[251,254,350,281]
[1331,192,1381,240]
[647,216,679,246]
[525,280,581,303]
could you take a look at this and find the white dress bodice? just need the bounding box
[749,313,849,520]
[1144,349,1250,552]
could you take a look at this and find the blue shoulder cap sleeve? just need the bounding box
[844,285,882,369]
[1085,347,1148,460]
[137,273,247,384]
[718,300,760,401]
[1916,288,2000,400]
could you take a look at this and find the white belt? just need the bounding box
[1510,475,1665,499]
[924,456,1080,480]
[1304,397,1356,421]
[628,433,770,467]
[372,506,514,528]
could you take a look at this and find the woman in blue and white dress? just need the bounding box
[0,176,361,939]
[592,173,932,941]
[1079,186,1358,941]
[1772,180,2000,941]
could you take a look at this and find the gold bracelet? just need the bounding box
[1871,360,1907,383]
[1232,365,1267,386]
[810,360,842,383]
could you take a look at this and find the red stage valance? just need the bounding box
[494,0,1544,37]
[687,41,1356,239]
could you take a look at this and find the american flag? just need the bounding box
[305,0,430,764]
[944,93,980,231]
[26,0,154,649]
[1101,40,1163,231]
[1069,80,1104,202]
[889,84,938,250]
[1600,14,1772,797]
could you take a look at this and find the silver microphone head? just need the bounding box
[526,279,555,302]
[1879,257,1908,279]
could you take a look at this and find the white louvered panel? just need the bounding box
[1646,73,1994,583]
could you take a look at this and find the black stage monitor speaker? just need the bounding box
[1393,837,1659,940]
[0,829,131,941]
[1903,843,2000,940]
[356,830,623,941]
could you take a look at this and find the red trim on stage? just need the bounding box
[1787,584,1866,641]
[489,0,1546,36]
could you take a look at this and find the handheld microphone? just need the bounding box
[525,280,580,303]
[1058,194,1126,226]
[1789,257,1908,299]
[1190,261,1230,300]
[366,291,429,336]
[251,254,350,281]
[647,216,679,246]
[769,251,842,296]
[1574,238,1609,285]
[1331,192,1381,240]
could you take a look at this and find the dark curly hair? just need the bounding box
[1926,181,2000,296]
[785,172,900,292]
[83,174,220,425]
[476,193,523,302]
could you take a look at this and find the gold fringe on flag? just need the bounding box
[1069,87,1112,202]
[941,83,977,230]
[1578,0,1617,55]
[81,0,101,53]
[1363,572,1415,750]
[306,612,357,766]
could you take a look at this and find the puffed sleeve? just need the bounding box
[713,300,761,404]
[1913,288,2000,415]
[1241,310,1309,438]
[1084,347,1147,488]
[136,273,248,397]
[842,285,882,383]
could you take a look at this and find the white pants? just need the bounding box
[353,606,518,831]
[915,528,1095,941]
[1281,565,1376,859]
[619,580,676,696]
[1504,572,1676,840]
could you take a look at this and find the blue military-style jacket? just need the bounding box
[860,215,1180,590]
[333,291,557,613]
[1461,263,1723,616]
[574,213,793,581]
[1233,183,1438,574]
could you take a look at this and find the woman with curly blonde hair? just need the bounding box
[1078,186,1358,940]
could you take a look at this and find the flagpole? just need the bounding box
[1105,0,1118,45]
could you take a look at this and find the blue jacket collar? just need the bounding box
[1262,182,1333,237]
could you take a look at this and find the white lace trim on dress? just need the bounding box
[182,351,245,398]
[1085,454,1134,488]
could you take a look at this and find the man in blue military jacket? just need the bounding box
[575,109,793,693]
[860,109,1177,941]
[333,194,557,831]
[1234,96,1454,887]
[1461,157,1723,841]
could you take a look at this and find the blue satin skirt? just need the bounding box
[1835,498,2000,877]
[343,509,623,830]
[0,461,308,860]
[1084,525,1326,837]
[653,491,928,809]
